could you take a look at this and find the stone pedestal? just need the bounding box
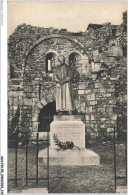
[38,115,100,166]
[50,116,85,148]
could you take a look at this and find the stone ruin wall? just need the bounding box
[8,11,127,139]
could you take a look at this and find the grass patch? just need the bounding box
[8,142,126,193]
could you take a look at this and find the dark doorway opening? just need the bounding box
[38,101,56,132]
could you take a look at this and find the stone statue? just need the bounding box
[53,55,74,114]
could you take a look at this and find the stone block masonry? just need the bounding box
[8,11,127,139]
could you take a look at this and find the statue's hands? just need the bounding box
[54,76,60,83]
[67,77,70,80]
[60,81,64,85]
[59,77,70,85]
[63,77,70,84]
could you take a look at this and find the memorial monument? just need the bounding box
[38,55,100,166]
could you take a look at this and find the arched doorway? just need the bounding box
[38,102,56,132]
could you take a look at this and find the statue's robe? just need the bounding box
[54,63,74,112]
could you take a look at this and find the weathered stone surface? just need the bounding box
[91,114,95,120]
[107,128,114,133]
[54,115,82,121]
[78,83,86,89]
[86,115,90,121]
[8,11,127,138]
[90,94,95,100]
[23,99,32,105]
[36,102,43,109]
[38,148,100,166]
[50,121,85,148]
[41,98,47,106]
[78,90,85,95]
[32,114,38,122]
[32,122,39,131]
[20,188,48,193]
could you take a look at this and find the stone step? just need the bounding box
[116,186,127,193]
[9,188,48,194]
[21,188,48,193]
[11,77,22,80]
[38,148,100,166]
[54,115,82,121]
[10,85,22,88]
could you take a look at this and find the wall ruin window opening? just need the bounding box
[46,52,57,73]
[69,52,82,68]
[68,52,83,81]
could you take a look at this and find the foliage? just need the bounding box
[53,134,80,150]
[8,106,20,146]
[8,105,31,147]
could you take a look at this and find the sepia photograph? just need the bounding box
[6,1,127,193]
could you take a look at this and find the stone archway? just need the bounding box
[21,35,88,84]
[68,50,83,60]
[45,50,59,57]
[25,35,85,57]
[38,101,56,132]
[32,97,55,133]
[22,34,87,69]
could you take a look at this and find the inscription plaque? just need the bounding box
[50,121,85,148]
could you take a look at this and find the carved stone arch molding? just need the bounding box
[21,35,87,84]
[45,50,59,57]
[23,34,87,68]
[68,50,83,60]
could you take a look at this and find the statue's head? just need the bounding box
[58,55,65,64]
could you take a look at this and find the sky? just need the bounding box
[8,1,127,36]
